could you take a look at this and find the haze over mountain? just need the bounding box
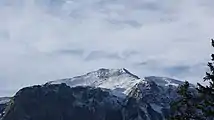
[0,0,214,96]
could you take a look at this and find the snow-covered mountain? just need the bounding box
[1,68,187,120]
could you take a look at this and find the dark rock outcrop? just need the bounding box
[2,83,123,120]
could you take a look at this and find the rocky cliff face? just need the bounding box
[1,68,188,120]
[1,84,123,120]
[122,80,177,120]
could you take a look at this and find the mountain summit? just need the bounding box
[48,68,142,97]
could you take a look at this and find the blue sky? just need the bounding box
[0,0,214,96]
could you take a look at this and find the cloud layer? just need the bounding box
[0,0,214,96]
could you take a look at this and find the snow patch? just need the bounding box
[0,97,10,104]
[164,78,179,87]
[150,104,163,113]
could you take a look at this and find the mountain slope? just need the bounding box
[2,84,123,120]
[123,80,178,120]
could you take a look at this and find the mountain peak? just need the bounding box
[121,68,140,79]
[88,68,140,79]
[48,68,142,98]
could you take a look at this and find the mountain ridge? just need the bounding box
[48,68,186,98]
[1,68,188,120]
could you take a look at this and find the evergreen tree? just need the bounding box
[170,81,203,120]
[170,39,214,120]
[197,39,214,119]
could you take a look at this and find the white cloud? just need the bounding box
[0,0,214,96]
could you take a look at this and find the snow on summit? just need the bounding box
[48,68,142,97]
